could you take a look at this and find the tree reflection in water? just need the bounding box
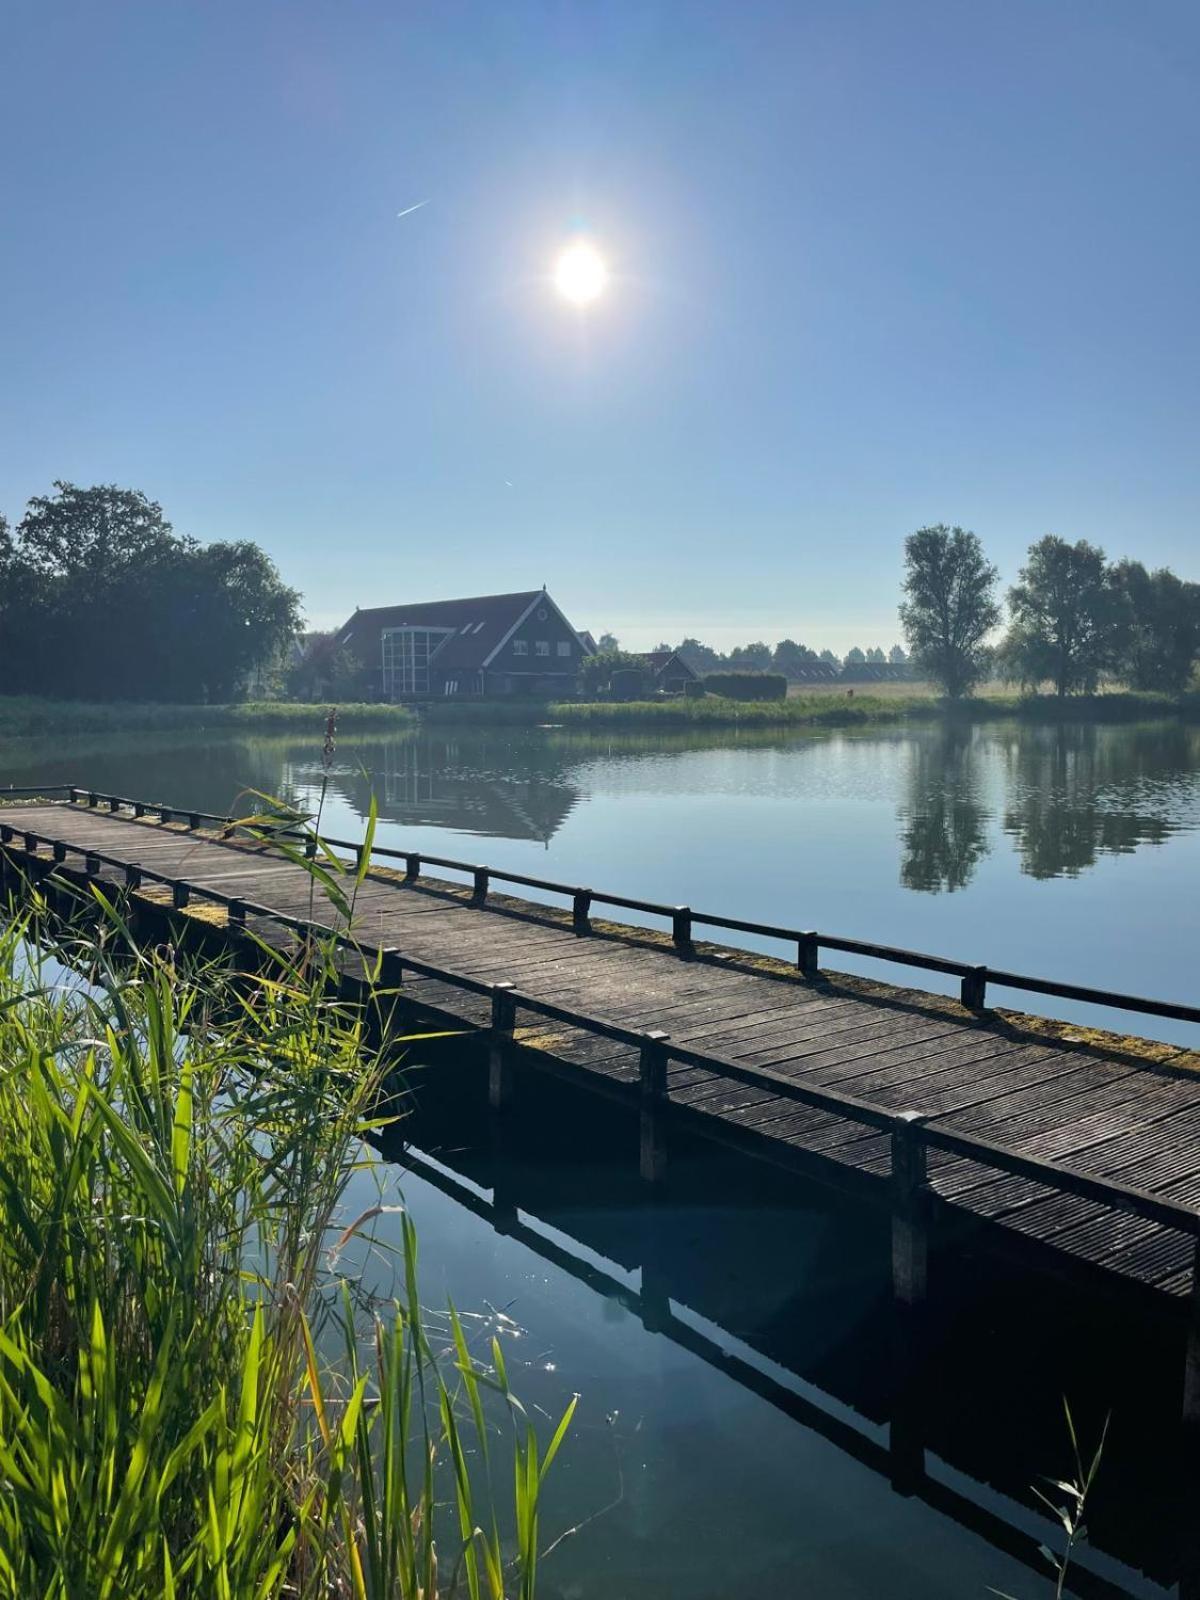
[898,724,990,893]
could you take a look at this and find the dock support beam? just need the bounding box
[639,1031,671,1186]
[488,982,517,1112]
[890,1111,929,1493]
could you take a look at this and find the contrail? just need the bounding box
[396,200,430,220]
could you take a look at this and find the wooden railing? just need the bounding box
[7,780,1198,1030]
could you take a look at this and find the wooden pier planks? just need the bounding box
[6,800,1200,1299]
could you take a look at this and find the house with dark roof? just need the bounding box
[335,588,592,699]
[634,649,699,695]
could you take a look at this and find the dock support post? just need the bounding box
[639,1031,671,1186]
[573,888,592,936]
[53,841,67,863]
[84,854,100,877]
[172,881,191,910]
[23,833,38,856]
[472,866,489,906]
[672,907,693,958]
[890,1111,929,1494]
[488,982,517,1112]
[134,801,146,818]
[124,863,141,889]
[405,852,420,883]
[228,899,246,927]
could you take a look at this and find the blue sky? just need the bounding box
[2,1,1197,651]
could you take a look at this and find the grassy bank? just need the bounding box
[423,688,1200,731]
[0,893,569,1596]
[0,696,414,737]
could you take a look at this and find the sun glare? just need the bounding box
[554,241,608,305]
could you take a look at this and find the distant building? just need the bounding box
[634,650,699,695]
[335,588,593,699]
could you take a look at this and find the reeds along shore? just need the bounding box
[0,885,572,1599]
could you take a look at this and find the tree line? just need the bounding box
[900,525,1200,698]
[0,483,300,702]
[596,633,909,678]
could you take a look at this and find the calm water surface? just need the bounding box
[5,717,1198,1596]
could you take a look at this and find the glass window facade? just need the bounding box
[381,627,451,697]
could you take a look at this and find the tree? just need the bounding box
[676,637,721,673]
[0,481,300,701]
[1003,536,1126,696]
[726,641,772,671]
[866,646,886,663]
[578,648,646,699]
[818,648,840,665]
[899,524,1000,698]
[888,644,908,663]
[597,631,620,652]
[845,646,866,664]
[1112,561,1200,694]
[287,632,369,701]
[771,638,818,678]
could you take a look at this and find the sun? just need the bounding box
[554,241,608,305]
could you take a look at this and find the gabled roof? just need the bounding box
[336,589,592,673]
[635,649,698,677]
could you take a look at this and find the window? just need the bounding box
[535,640,550,657]
[381,626,451,696]
[556,641,571,657]
[513,639,528,656]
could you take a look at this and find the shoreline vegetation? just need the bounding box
[0,885,571,1596]
[2,687,1199,740]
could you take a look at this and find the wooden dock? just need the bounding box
[4,786,1200,1330]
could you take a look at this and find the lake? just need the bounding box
[4,714,1198,1596]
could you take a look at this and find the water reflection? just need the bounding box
[898,725,990,893]
[1001,722,1196,880]
[307,734,580,845]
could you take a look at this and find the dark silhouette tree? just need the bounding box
[1112,560,1200,694]
[1002,536,1127,696]
[899,524,1000,697]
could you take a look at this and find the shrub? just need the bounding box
[702,671,788,701]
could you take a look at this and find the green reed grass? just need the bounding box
[0,888,571,1598]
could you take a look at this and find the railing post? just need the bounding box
[160,807,173,824]
[188,812,201,830]
[23,832,38,855]
[797,931,820,978]
[488,982,517,1112]
[172,881,191,910]
[87,791,98,808]
[52,841,67,863]
[84,853,100,877]
[304,835,317,859]
[124,863,141,889]
[108,797,120,813]
[0,824,11,844]
[672,906,693,958]
[228,899,247,927]
[405,852,420,883]
[134,801,146,818]
[960,965,988,1011]
[572,888,593,936]
[68,787,80,804]
[472,866,489,906]
[639,1031,671,1186]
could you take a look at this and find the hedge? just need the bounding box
[702,672,788,701]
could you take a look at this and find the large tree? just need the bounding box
[1112,560,1200,694]
[772,638,818,678]
[1003,536,1126,696]
[899,525,1000,698]
[1,482,299,701]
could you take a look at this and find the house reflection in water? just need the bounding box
[326,735,580,847]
